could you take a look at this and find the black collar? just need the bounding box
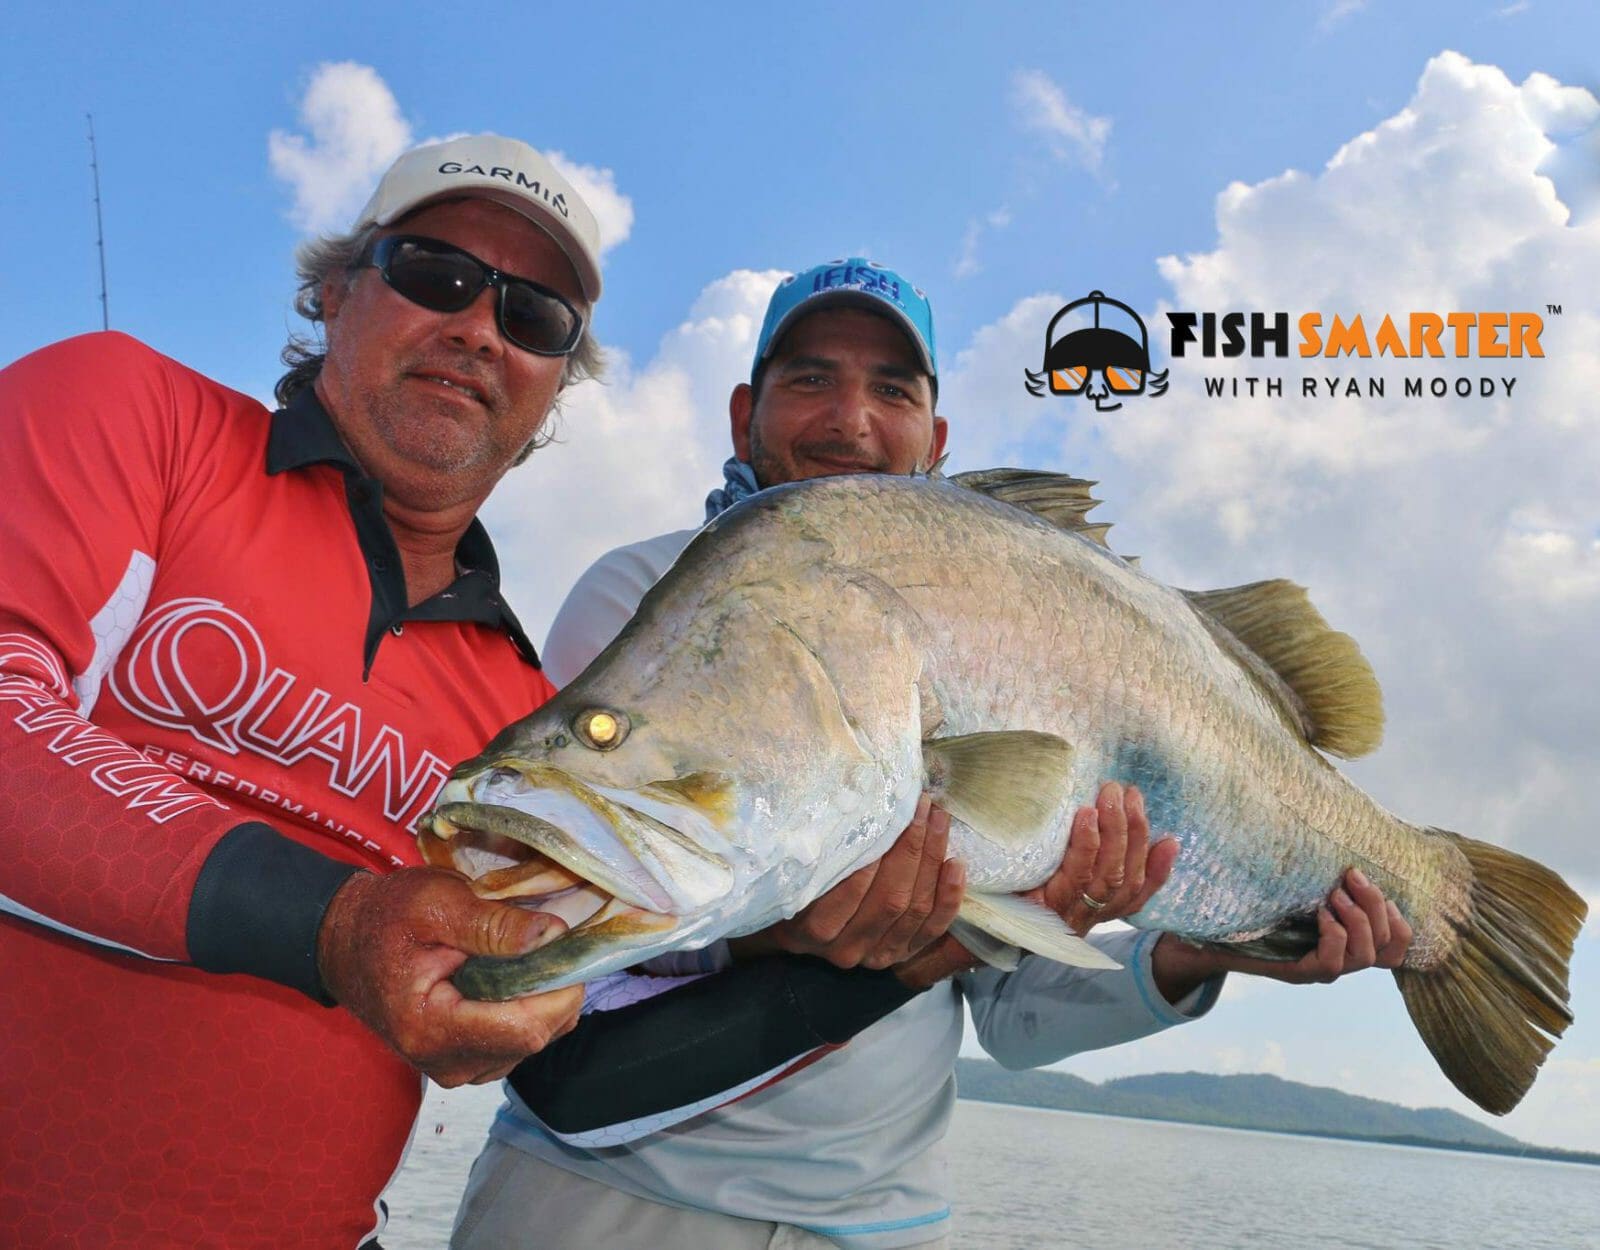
[266,385,360,475]
[267,385,541,677]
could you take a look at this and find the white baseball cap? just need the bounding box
[354,135,603,301]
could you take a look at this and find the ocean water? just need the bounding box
[381,1085,1600,1248]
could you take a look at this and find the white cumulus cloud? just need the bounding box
[269,62,413,234]
[954,207,1014,279]
[1319,0,1369,31]
[546,152,634,256]
[984,52,1600,886]
[1012,69,1112,174]
[1215,1040,1289,1077]
[269,63,635,258]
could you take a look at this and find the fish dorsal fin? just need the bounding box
[949,468,1115,551]
[1182,580,1384,759]
[923,730,1075,846]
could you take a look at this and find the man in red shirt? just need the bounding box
[0,134,618,1248]
[5,129,1052,1248]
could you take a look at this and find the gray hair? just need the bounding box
[275,224,605,460]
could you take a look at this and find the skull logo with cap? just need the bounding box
[1025,290,1169,412]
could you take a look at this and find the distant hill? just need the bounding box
[953,1061,1599,1165]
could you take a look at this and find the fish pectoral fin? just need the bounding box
[956,892,1120,971]
[923,730,1075,846]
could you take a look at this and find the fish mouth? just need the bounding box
[417,762,736,1000]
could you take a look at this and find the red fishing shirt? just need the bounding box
[0,332,557,1248]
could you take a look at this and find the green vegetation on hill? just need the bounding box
[953,1061,1599,1166]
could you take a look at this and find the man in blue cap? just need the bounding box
[450,259,1410,1249]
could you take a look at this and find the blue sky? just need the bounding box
[7,2,1595,380]
[6,3,1599,1154]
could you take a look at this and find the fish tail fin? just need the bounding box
[1396,831,1586,1114]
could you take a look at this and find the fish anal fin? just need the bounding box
[923,730,1074,847]
[1197,912,1321,962]
[1183,580,1385,759]
[956,892,1120,970]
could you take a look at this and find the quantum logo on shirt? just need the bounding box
[109,598,450,826]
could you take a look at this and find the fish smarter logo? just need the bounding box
[1165,306,1555,400]
[1024,289,1558,405]
[1025,290,1169,413]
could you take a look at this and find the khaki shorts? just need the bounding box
[450,1138,948,1250]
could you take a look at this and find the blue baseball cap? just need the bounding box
[752,257,937,387]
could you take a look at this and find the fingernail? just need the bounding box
[1086,809,1099,831]
[1127,787,1144,813]
[950,860,967,887]
[916,794,931,820]
[1349,867,1369,888]
[1333,888,1352,908]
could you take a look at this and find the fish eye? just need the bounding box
[574,708,629,751]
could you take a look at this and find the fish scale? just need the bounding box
[426,470,1584,1115]
[834,479,1447,949]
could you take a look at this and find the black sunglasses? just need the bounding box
[357,235,585,356]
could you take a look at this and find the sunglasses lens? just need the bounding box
[500,282,581,354]
[1051,366,1089,394]
[384,244,483,312]
[1105,366,1144,393]
[371,237,582,355]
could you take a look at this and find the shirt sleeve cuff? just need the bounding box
[185,822,362,1004]
[1131,929,1226,1024]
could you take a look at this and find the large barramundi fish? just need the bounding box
[419,470,1585,1114]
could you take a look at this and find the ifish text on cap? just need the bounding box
[752,256,937,391]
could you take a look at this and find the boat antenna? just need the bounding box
[87,113,110,330]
